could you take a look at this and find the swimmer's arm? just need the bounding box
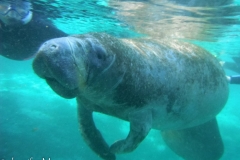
[226,75,240,84]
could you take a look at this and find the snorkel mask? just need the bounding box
[0,0,33,26]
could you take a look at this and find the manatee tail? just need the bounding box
[232,56,240,73]
[223,56,240,73]
[161,118,223,160]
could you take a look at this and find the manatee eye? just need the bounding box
[94,45,106,61]
[76,42,82,48]
[97,51,105,60]
[87,39,107,68]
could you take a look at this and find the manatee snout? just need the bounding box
[33,37,84,99]
[33,40,61,79]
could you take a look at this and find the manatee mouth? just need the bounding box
[45,77,79,99]
[34,61,80,99]
[34,61,79,99]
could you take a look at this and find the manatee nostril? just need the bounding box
[42,42,48,47]
[50,44,57,49]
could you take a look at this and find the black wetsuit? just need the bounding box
[0,14,67,60]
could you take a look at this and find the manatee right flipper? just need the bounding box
[161,118,223,160]
[110,109,152,154]
[77,101,115,160]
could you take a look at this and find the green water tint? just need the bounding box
[1,55,240,159]
[1,0,240,159]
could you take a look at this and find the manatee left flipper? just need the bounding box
[110,109,152,153]
[77,103,116,160]
[161,118,223,160]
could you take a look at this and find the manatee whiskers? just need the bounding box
[66,37,87,89]
[73,39,89,77]
[66,37,80,62]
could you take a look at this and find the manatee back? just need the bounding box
[110,37,229,130]
[136,39,228,129]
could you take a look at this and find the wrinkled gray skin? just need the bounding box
[33,33,229,160]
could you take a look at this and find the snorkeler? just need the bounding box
[0,0,33,26]
[0,0,67,60]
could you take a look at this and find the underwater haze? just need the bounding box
[1,0,240,159]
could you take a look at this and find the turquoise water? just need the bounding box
[1,0,240,160]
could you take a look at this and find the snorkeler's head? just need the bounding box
[0,0,33,26]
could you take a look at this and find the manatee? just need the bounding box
[32,33,229,160]
[223,56,240,74]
